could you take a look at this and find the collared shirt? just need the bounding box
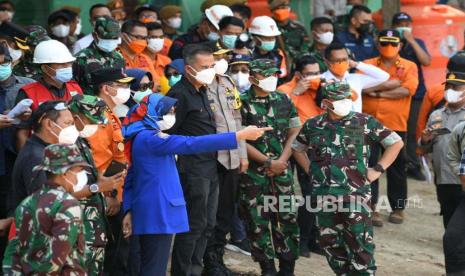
[87,110,127,201]
[421,106,465,184]
[278,76,323,123]
[0,75,34,175]
[293,111,401,197]
[207,75,246,170]
[240,87,301,169]
[308,43,328,72]
[73,33,94,55]
[400,38,429,100]
[335,30,379,61]
[74,42,126,95]
[363,56,419,132]
[321,62,390,112]
[166,76,217,176]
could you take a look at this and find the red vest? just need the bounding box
[22,81,83,110]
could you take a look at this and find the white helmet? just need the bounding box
[33,39,76,64]
[249,16,282,37]
[205,5,233,30]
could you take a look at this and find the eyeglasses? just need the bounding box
[139,81,154,91]
[380,41,399,47]
[125,32,147,40]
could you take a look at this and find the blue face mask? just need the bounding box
[53,67,73,83]
[97,38,121,53]
[222,34,237,49]
[396,27,412,38]
[169,75,182,87]
[259,38,276,52]
[207,31,220,41]
[0,63,12,81]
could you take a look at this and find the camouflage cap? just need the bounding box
[94,16,121,39]
[33,144,91,174]
[25,25,51,47]
[322,81,352,100]
[249,59,280,77]
[68,94,108,124]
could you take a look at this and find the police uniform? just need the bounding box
[3,144,87,275]
[239,59,301,271]
[74,17,126,95]
[292,82,401,275]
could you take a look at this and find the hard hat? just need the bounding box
[249,16,282,37]
[33,39,75,64]
[205,5,233,30]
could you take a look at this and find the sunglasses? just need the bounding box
[139,81,154,91]
[380,41,399,47]
[165,72,181,79]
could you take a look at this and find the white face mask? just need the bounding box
[190,66,216,85]
[214,59,228,75]
[113,104,130,118]
[66,170,88,192]
[330,99,352,117]
[52,24,70,38]
[445,88,464,103]
[147,38,164,53]
[111,87,131,105]
[257,76,278,92]
[80,124,98,138]
[8,47,22,62]
[230,72,251,92]
[157,114,176,130]
[52,122,80,144]
[317,31,334,45]
[167,17,182,29]
[74,20,82,36]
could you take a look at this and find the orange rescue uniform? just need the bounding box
[362,56,419,132]
[416,83,445,141]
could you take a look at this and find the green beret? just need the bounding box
[68,94,108,124]
[250,59,280,77]
[94,16,121,39]
[33,144,91,174]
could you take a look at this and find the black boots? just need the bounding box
[277,258,295,276]
[203,247,232,276]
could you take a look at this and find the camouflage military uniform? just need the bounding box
[308,43,328,72]
[74,17,125,95]
[13,25,50,80]
[292,83,401,275]
[278,20,310,61]
[3,144,87,275]
[239,60,301,263]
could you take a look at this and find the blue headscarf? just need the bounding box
[122,93,177,162]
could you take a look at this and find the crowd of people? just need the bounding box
[0,0,464,275]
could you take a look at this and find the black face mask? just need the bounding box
[356,22,371,34]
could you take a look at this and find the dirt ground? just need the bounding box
[223,176,446,275]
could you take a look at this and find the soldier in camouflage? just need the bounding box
[239,59,301,275]
[269,0,309,65]
[292,81,404,275]
[13,25,50,80]
[74,16,125,95]
[3,144,87,275]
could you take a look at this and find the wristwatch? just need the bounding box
[89,183,100,194]
[263,158,272,169]
[373,163,385,173]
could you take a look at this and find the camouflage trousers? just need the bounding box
[239,169,299,262]
[85,246,105,276]
[315,200,376,276]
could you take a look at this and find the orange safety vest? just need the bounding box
[22,81,82,110]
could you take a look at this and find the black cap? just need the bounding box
[0,21,28,45]
[392,12,412,25]
[48,10,72,25]
[135,4,158,16]
[378,29,401,42]
[447,51,465,72]
[446,72,465,85]
[90,67,135,87]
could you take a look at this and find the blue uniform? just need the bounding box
[335,30,379,61]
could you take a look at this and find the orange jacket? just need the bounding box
[87,110,127,202]
[119,47,158,84]
[362,56,419,132]
[416,83,445,141]
[278,76,323,123]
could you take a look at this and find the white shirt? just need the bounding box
[72,33,94,55]
[321,62,390,112]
